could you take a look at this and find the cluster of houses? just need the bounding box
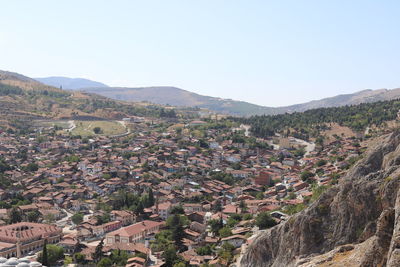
[0,119,366,266]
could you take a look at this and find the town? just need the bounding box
[0,117,366,267]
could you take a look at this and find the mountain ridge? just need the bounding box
[79,85,400,116]
[35,76,108,90]
[34,76,400,117]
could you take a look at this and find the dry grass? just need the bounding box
[71,120,126,136]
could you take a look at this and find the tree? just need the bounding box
[170,214,184,249]
[71,213,84,225]
[93,238,104,263]
[97,257,112,267]
[196,245,213,256]
[300,170,314,182]
[213,199,222,212]
[170,205,184,215]
[110,249,130,266]
[9,207,22,224]
[239,200,247,213]
[148,188,155,207]
[255,212,277,230]
[209,219,223,236]
[41,239,48,266]
[93,127,102,134]
[27,210,40,222]
[218,243,235,263]
[135,200,144,215]
[73,253,86,264]
[38,243,65,266]
[25,162,39,172]
[218,227,232,238]
[163,245,179,267]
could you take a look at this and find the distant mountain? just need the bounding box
[78,86,400,116]
[80,86,277,116]
[35,76,108,90]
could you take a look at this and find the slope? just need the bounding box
[76,86,400,117]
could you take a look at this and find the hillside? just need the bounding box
[0,70,178,131]
[63,85,400,116]
[240,130,400,267]
[77,86,276,117]
[35,76,108,90]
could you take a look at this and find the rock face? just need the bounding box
[240,130,400,267]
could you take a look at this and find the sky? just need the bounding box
[1,1,400,107]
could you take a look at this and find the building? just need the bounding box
[105,220,164,245]
[0,222,62,258]
[254,171,272,186]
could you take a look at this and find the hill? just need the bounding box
[72,86,400,116]
[0,70,178,132]
[80,86,277,116]
[35,76,108,90]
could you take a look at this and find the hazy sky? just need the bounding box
[1,1,400,107]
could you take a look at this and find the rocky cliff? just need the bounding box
[240,130,400,267]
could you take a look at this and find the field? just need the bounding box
[71,120,127,136]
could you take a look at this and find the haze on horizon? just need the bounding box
[1,0,400,107]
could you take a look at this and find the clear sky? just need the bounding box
[1,1,400,107]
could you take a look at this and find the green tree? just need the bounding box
[218,227,232,238]
[239,200,247,213]
[97,257,112,267]
[218,243,235,264]
[71,213,84,225]
[148,188,155,207]
[38,244,64,266]
[9,207,22,224]
[255,212,277,230]
[170,214,184,249]
[110,249,130,266]
[93,127,102,134]
[93,238,105,263]
[163,246,178,267]
[25,162,39,172]
[41,239,48,266]
[208,218,223,236]
[73,253,86,264]
[27,210,40,222]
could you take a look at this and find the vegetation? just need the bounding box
[71,212,84,225]
[237,99,400,139]
[38,243,64,266]
[255,212,277,229]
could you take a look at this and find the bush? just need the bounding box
[255,212,277,229]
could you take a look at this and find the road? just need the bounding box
[110,120,131,138]
[66,120,76,132]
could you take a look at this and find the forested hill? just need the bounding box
[237,99,400,140]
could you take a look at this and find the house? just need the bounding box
[105,220,164,245]
[254,171,272,186]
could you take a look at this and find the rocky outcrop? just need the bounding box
[241,130,400,267]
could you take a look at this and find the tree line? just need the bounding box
[235,99,400,139]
